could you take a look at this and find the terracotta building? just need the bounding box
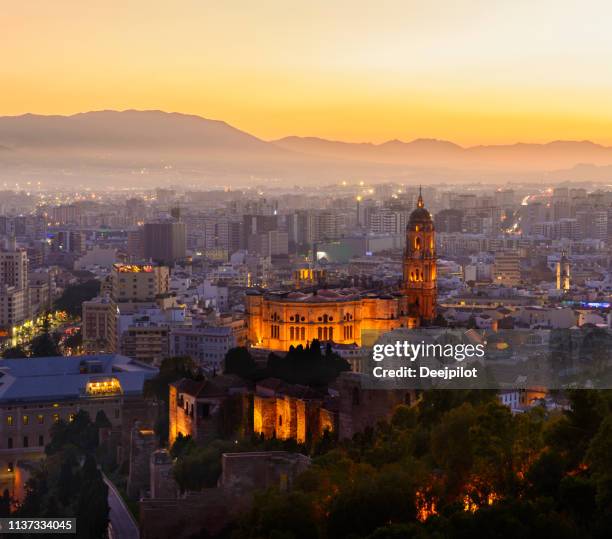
[168,375,251,446]
[253,378,336,444]
[245,191,437,351]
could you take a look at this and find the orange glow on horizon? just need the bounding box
[4,1,612,145]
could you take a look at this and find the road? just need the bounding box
[104,476,140,539]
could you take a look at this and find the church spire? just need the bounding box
[417,185,424,208]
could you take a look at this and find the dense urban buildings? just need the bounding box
[1,179,611,538]
[245,192,437,350]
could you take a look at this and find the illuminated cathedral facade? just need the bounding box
[245,190,437,352]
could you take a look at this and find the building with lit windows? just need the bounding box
[556,251,571,291]
[108,263,170,303]
[0,354,157,496]
[83,295,118,353]
[245,191,437,351]
[0,239,31,331]
[493,250,522,286]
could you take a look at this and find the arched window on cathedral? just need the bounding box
[344,326,352,340]
[414,236,421,250]
[290,327,295,340]
[300,327,305,340]
[328,327,333,341]
[318,327,323,340]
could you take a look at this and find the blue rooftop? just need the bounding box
[0,354,158,404]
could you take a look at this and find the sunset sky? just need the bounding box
[4,0,612,145]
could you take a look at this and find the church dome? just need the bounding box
[409,206,432,224]
[408,188,433,226]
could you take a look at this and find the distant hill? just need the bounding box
[0,110,282,155]
[1,110,612,185]
[272,136,612,170]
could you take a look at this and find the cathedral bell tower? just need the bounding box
[556,250,571,291]
[401,187,437,323]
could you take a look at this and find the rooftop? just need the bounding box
[253,287,394,304]
[0,354,158,404]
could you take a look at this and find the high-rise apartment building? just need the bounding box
[143,220,186,265]
[493,250,522,286]
[241,214,278,249]
[369,210,409,234]
[50,204,80,225]
[0,240,30,330]
[0,247,28,290]
[109,264,170,303]
[82,295,118,353]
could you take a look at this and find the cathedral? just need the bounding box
[245,190,437,352]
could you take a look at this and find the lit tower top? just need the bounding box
[401,186,437,322]
[556,249,571,291]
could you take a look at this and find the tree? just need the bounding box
[46,410,99,456]
[525,450,565,499]
[54,280,101,317]
[58,456,77,506]
[586,414,612,509]
[144,356,200,402]
[76,455,109,539]
[433,313,448,327]
[546,390,608,467]
[0,489,12,517]
[30,314,61,357]
[238,489,319,539]
[30,334,61,357]
[469,402,516,498]
[2,345,28,358]
[224,347,256,378]
[266,340,350,387]
[94,410,111,429]
[170,433,196,459]
[430,403,477,501]
[63,329,83,353]
[173,440,235,492]
[327,466,418,539]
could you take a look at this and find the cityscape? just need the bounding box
[2,1,612,538]
[0,175,610,537]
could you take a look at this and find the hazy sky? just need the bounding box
[4,0,612,144]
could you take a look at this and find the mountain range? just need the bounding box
[1,110,612,185]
